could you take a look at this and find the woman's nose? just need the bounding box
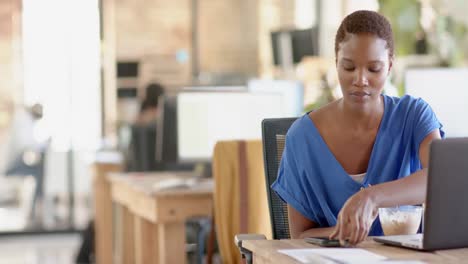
[353,69,369,87]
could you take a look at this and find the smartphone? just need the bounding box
[304,237,343,247]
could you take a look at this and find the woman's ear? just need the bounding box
[387,56,394,75]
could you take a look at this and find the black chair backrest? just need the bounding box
[156,95,178,164]
[261,117,297,239]
[128,123,157,171]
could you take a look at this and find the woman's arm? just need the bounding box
[367,129,440,208]
[288,205,334,238]
[330,129,441,244]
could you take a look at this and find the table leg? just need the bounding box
[157,222,186,264]
[122,206,135,264]
[94,178,113,264]
[113,204,123,264]
[92,163,121,264]
[134,216,158,264]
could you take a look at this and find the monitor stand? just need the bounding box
[193,162,212,178]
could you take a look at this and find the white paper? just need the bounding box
[379,261,426,264]
[278,248,387,264]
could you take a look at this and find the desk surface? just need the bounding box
[243,239,468,263]
[108,171,213,197]
[108,171,213,223]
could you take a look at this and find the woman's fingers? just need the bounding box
[349,216,361,244]
[358,224,369,244]
[338,211,371,245]
[330,224,339,239]
[332,190,378,245]
[339,215,355,245]
[330,212,343,239]
[338,215,347,244]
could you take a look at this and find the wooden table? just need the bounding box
[91,154,123,264]
[109,172,213,264]
[243,239,468,263]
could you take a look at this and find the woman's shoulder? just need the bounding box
[286,114,309,138]
[286,114,316,140]
[384,94,427,107]
[286,102,336,141]
[383,94,431,115]
[308,100,338,125]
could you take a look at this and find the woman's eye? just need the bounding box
[369,67,381,73]
[343,66,355,71]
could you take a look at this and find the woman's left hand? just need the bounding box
[330,188,379,245]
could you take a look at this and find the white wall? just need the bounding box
[405,68,468,137]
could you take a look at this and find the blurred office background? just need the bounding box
[0,0,467,263]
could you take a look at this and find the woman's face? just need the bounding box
[336,33,392,107]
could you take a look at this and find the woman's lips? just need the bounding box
[349,92,371,102]
[350,91,370,97]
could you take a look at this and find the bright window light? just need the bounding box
[295,0,316,29]
[22,0,101,151]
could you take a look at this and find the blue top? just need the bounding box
[272,95,445,236]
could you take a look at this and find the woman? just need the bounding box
[272,10,444,245]
[136,82,165,125]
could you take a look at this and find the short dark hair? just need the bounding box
[141,83,165,111]
[335,10,394,59]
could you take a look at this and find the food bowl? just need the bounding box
[379,205,423,236]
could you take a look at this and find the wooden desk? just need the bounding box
[109,172,213,264]
[243,239,468,263]
[91,157,123,264]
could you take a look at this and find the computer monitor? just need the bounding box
[117,61,139,77]
[182,85,246,92]
[405,68,468,137]
[271,27,319,65]
[127,94,193,172]
[177,92,288,161]
[247,79,304,116]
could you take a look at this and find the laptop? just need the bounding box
[374,138,468,251]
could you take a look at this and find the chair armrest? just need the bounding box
[234,233,267,248]
[234,234,266,264]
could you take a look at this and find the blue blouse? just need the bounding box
[272,95,445,236]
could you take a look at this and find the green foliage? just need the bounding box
[378,0,421,56]
[303,75,336,113]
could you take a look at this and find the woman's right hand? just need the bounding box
[330,187,379,245]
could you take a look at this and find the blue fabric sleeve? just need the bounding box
[412,98,445,150]
[271,134,320,223]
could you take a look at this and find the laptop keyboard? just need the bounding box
[384,234,422,243]
[384,234,423,249]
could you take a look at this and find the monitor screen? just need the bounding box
[177,92,287,161]
[117,61,139,77]
[182,85,246,92]
[248,79,304,116]
[271,27,318,65]
[117,87,137,98]
[291,28,319,63]
[405,68,468,137]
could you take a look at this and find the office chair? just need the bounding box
[126,123,157,171]
[214,140,271,263]
[262,117,297,239]
[235,117,297,263]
